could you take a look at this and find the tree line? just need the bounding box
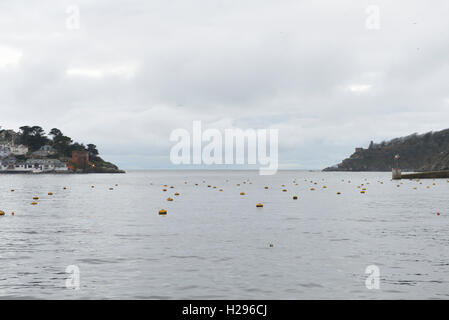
[14,126,100,159]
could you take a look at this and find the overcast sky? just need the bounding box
[1,0,449,169]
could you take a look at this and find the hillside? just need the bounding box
[323,128,449,172]
[0,125,124,173]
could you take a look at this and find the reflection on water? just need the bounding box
[1,170,449,299]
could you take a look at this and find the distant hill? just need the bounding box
[323,128,449,172]
[0,125,124,173]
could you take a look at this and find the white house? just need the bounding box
[0,143,28,157]
[1,158,68,173]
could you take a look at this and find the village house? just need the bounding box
[0,143,29,158]
[31,145,56,157]
[0,157,68,173]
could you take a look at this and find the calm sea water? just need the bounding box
[1,170,448,299]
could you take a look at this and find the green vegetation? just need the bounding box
[324,128,449,172]
[0,125,123,173]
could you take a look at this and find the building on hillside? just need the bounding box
[32,145,56,157]
[0,143,29,158]
[72,150,89,170]
[10,144,28,155]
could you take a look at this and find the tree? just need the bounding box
[19,126,49,151]
[87,144,99,156]
[49,128,62,138]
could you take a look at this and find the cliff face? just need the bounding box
[324,128,449,172]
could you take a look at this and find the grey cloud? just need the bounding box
[1,0,449,169]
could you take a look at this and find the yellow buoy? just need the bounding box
[219,189,223,191]
[158,209,167,215]
[174,192,180,196]
[33,196,39,200]
[0,211,5,216]
[337,192,341,195]
[310,188,315,191]
[322,186,327,188]
[109,187,114,190]
[162,189,167,192]
[360,190,365,194]
[293,196,298,200]
[48,192,53,196]
[256,203,263,207]
[31,201,38,205]
[282,189,287,192]
[11,189,14,192]
[91,186,95,188]
[264,186,268,189]
[167,197,173,201]
[63,187,67,190]
[240,192,245,195]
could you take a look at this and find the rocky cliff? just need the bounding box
[323,128,449,172]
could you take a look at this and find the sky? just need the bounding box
[1,0,449,169]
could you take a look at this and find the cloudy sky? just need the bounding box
[1,0,449,169]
